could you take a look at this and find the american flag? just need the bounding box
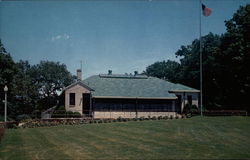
[202,4,212,16]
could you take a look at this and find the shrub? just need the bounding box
[158,116,163,120]
[98,119,103,123]
[16,114,31,122]
[0,124,5,141]
[132,118,137,121]
[51,110,66,118]
[163,116,168,120]
[71,112,81,118]
[183,104,199,116]
[52,110,81,118]
[139,117,145,121]
[170,115,173,119]
[117,117,123,122]
[186,113,192,118]
[123,118,128,122]
[31,110,41,119]
[12,124,18,129]
[152,116,157,120]
[56,106,66,111]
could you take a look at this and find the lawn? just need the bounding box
[0,116,250,159]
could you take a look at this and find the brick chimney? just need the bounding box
[108,70,112,75]
[77,69,82,81]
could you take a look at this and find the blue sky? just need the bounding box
[0,0,249,78]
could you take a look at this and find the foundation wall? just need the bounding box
[93,111,177,119]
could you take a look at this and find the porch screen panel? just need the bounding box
[93,98,174,112]
[137,99,173,112]
[93,98,135,111]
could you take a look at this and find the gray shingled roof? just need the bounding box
[82,74,199,99]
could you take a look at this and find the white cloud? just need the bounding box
[51,34,70,42]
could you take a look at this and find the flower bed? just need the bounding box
[16,115,187,129]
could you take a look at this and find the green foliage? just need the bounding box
[16,114,31,122]
[0,40,16,87]
[55,105,66,111]
[145,60,181,83]
[30,61,75,110]
[0,40,75,119]
[51,110,81,118]
[144,4,250,111]
[0,41,17,119]
[183,104,198,115]
[10,60,40,118]
[151,116,157,120]
[0,124,5,141]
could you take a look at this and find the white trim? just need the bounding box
[63,81,94,92]
[169,90,200,93]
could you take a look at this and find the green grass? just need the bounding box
[0,117,250,159]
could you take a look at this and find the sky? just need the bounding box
[0,0,249,78]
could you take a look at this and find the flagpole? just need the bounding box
[199,0,203,116]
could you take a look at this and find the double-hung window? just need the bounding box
[69,93,75,105]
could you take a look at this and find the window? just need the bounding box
[69,93,75,105]
[187,95,192,105]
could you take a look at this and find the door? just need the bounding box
[176,95,182,113]
[82,93,91,115]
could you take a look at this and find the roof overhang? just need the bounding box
[92,96,177,100]
[63,81,94,92]
[169,90,200,93]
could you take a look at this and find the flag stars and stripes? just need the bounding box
[202,4,212,16]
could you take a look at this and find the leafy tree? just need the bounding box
[0,40,17,119]
[0,42,40,119]
[10,60,40,117]
[1,40,76,119]
[144,4,250,111]
[30,61,75,110]
[0,40,17,88]
[175,33,221,108]
[145,60,181,83]
[215,4,250,110]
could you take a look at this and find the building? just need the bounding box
[63,70,199,119]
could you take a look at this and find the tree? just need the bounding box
[10,60,40,117]
[30,61,75,110]
[0,42,40,119]
[145,60,181,83]
[0,40,76,119]
[216,4,250,110]
[175,33,221,108]
[0,40,17,120]
[0,40,17,88]
[144,4,250,111]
